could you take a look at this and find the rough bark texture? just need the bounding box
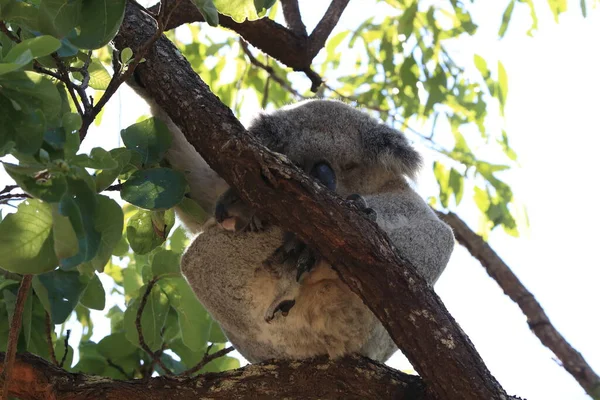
[113,4,510,399]
[0,353,430,400]
[437,211,600,399]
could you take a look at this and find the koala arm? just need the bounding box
[365,187,454,284]
[127,80,229,233]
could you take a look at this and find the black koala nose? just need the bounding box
[215,203,228,222]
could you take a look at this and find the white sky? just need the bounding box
[1,0,598,399]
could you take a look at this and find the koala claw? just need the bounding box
[264,232,318,282]
[264,299,296,323]
[347,193,377,222]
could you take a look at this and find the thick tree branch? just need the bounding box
[0,353,428,399]
[280,0,307,36]
[436,210,600,399]
[115,5,509,399]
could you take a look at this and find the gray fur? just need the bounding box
[131,90,455,363]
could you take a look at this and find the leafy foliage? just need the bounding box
[0,0,589,383]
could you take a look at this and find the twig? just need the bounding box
[0,274,32,400]
[0,21,19,42]
[181,345,234,376]
[105,183,123,191]
[308,0,350,56]
[240,40,304,99]
[44,312,58,366]
[135,278,172,375]
[436,210,600,399]
[58,330,71,368]
[0,185,18,195]
[280,0,307,36]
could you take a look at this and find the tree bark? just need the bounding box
[114,4,510,399]
[0,353,429,400]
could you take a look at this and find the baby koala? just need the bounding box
[178,99,455,362]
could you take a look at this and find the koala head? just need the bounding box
[248,99,422,196]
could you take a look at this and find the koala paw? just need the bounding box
[215,188,266,233]
[346,193,377,222]
[264,232,318,282]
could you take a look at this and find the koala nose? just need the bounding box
[215,202,228,223]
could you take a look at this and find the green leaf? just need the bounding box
[433,161,450,208]
[39,0,82,38]
[80,195,124,272]
[0,199,58,274]
[160,277,212,351]
[33,269,88,323]
[14,109,46,154]
[95,148,132,192]
[4,35,61,64]
[54,337,74,369]
[448,168,464,206]
[70,0,127,49]
[80,273,105,310]
[167,226,189,254]
[151,249,181,279]
[126,209,165,255]
[52,205,79,261]
[86,57,111,90]
[120,47,133,64]
[124,284,170,352]
[1,1,40,31]
[497,61,508,111]
[0,71,61,121]
[97,332,137,359]
[120,117,172,166]
[72,147,118,170]
[177,197,208,226]
[74,341,108,375]
[57,178,101,269]
[498,0,515,38]
[4,163,67,203]
[192,0,219,26]
[121,168,187,210]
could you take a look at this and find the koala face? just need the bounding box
[248,99,422,196]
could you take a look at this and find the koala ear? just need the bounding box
[364,124,423,180]
[247,113,286,153]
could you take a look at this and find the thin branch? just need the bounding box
[44,312,59,366]
[280,0,307,36]
[1,275,33,400]
[240,40,304,99]
[308,0,350,56]
[0,21,19,42]
[436,210,600,399]
[181,345,234,376]
[135,278,172,375]
[0,185,18,195]
[58,330,71,368]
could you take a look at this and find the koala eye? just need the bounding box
[309,161,336,191]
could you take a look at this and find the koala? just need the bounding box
[131,80,454,363]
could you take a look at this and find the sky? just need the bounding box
[2,0,599,399]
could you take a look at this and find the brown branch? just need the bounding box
[436,210,600,399]
[280,0,307,36]
[44,312,59,366]
[0,185,18,195]
[115,5,509,399]
[107,358,135,380]
[0,21,19,42]
[0,352,428,399]
[58,330,71,368]
[1,275,32,400]
[135,278,172,375]
[308,0,350,57]
[181,345,234,376]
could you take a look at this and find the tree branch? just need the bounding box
[115,5,509,399]
[280,0,307,36]
[0,352,428,399]
[181,345,234,376]
[308,0,350,57]
[1,275,32,400]
[436,210,600,399]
